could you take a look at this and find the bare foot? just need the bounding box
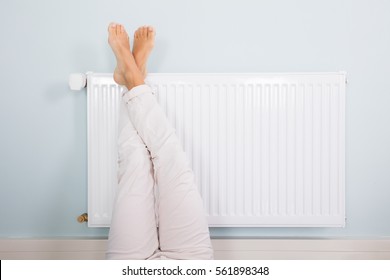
[107,23,144,89]
[133,26,155,78]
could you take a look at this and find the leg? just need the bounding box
[106,23,158,259]
[133,25,155,79]
[124,26,213,259]
[124,86,213,260]
[107,22,144,91]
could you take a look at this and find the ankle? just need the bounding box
[140,66,147,78]
[124,71,145,90]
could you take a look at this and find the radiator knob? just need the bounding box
[77,213,88,223]
[69,73,87,90]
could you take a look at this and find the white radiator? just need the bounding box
[83,72,346,227]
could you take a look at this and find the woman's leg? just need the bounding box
[106,23,158,260]
[109,23,213,260]
[123,85,214,260]
[129,26,212,260]
[107,100,159,260]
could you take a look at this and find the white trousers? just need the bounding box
[106,84,214,260]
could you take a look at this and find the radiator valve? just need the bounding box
[77,213,88,223]
[69,73,87,90]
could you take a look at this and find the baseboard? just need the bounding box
[1,238,390,260]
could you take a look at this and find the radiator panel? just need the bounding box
[87,75,120,227]
[87,73,346,227]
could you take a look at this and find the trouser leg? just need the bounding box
[123,84,213,260]
[106,100,159,260]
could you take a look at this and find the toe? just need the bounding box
[147,26,155,38]
[108,22,116,32]
[141,26,147,37]
[116,24,122,35]
[134,27,141,38]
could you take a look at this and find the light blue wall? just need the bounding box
[1,0,389,238]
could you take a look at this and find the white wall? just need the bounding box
[0,0,389,238]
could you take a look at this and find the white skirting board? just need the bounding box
[1,238,389,260]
